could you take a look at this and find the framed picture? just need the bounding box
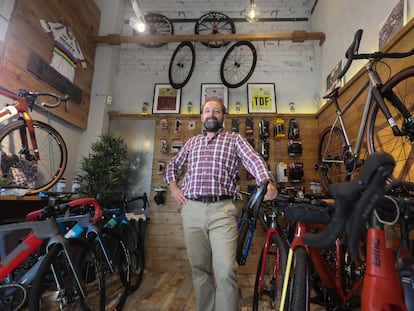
[153,84,181,114]
[247,83,276,113]
[378,0,406,49]
[326,60,343,94]
[200,83,228,113]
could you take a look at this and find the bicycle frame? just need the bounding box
[236,211,256,265]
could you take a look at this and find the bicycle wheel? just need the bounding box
[194,11,235,48]
[318,126,349,191]
[236,219,250,265]
[135,13,174,48]
[220,41,257,88]
[125,220,145,293]
[29,239,105,311]
[169,41,196,89]
[98,228,130,310]
[367,65,414,184]
[284,247,308,311]
[0,120,67,194]
[252,233,287,311]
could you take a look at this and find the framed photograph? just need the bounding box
[326,60,343,94]
[152,84,181,114]
[378,0,406,49]
[247,83,277,113]
[200,83,228,113]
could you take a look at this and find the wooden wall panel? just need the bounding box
[0,0,100,129]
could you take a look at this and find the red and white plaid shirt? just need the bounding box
[165,128,273,199]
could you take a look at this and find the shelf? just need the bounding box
[92,30,326,46]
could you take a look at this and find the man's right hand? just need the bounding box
[169,181,187,205]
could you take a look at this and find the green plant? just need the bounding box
[78,134,128,199]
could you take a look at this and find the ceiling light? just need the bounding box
[245,0,261,23]
[130,0,146,32]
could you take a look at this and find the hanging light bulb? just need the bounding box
[245,0,260,23]
[130,0,146,32]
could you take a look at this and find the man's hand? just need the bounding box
[264,182,278,201]
[169,181,187,205]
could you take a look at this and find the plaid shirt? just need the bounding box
[165,128,273,199]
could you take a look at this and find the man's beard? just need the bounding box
[204,117,223,132]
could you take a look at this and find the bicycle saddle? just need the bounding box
[303,152,395,255]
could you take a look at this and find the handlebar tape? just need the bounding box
[338,29,363,80]
[303,152,395,252]
[67,198,102,223]
[245,181,269,219]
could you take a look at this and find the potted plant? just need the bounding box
[77,134,128,200]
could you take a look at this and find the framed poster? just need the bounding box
[200,83,228,112]
[153,84,181,114]
[247,83,276,113]
[326,60,343,94]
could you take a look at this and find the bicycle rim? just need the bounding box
[0,120,67,194]
[169,41,196,89]
[194,11,235,48]
[367,65,414,184]
[126,222,145,293]
[220,41,257,88]
[318,126,349,191]
[253,233,287,311]
[236,219,250,265]
[29,239,105,311]
[136,13,174,48]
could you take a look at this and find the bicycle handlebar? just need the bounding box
[243,180,269,219]
[17,89,70,112]
[302,152,395,255]
[336,29,414,81]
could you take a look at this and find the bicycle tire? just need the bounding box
[125,220,145,293]
[0,120,67,194]
[284,246,308,311]
[367,65,414,184]
[252,232,287,311]
[220,41,257,88]
[29,238,105,311]
[318,126,349,191]
[236,219,250,265]
[169,41,196,89]
[135,13,174,48]
[98,228,130,310]
[194,11,235,48]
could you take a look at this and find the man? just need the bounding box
[165,99,277,311]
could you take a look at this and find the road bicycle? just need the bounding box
[0,86,68,194]
[252,197,288,311]
[29,193,130,310]
[318,29,414,191]
[281,152,411,310]
[101,193,149,293]
[0,199,104,310]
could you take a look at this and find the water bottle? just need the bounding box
[56,178,66,192]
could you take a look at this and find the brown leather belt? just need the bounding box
[192,195,232,203]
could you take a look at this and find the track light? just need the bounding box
[130,0,146,33]
[245,0,261,23]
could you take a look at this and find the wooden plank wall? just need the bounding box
[0,0,100,129]
[147,113,320,274]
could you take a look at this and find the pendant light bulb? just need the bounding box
[245,1,260,23]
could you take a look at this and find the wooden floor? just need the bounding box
[123,271,328,311]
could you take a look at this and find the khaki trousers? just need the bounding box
[181,199,239,311]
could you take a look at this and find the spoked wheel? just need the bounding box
[220,41,257,88]
[134,13,174,48]
[169,41,196,89]
[195,11,235,48]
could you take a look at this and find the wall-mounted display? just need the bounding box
[247,83,276,113]
[200,83,228,112]
[153,84,181,114]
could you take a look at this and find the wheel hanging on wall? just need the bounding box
[195,11,236,48]
[133,13,174,48]
[169,41,196,89]
[220,41,257,88]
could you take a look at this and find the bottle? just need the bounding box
[71,178,81,194]
[56,178,66,192]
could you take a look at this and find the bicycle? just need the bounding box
[0,86,68,194]
[0,199,104,310]
[101,193,149,293]
[318,28,414,191]
[29,192,130,310]
[281,152,410,310]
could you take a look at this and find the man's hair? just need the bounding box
[201,98,227,114]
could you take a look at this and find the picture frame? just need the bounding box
[247,83,277,113]
[152,84,181,114]
[326,60,343,94]
[200,83,228,113]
